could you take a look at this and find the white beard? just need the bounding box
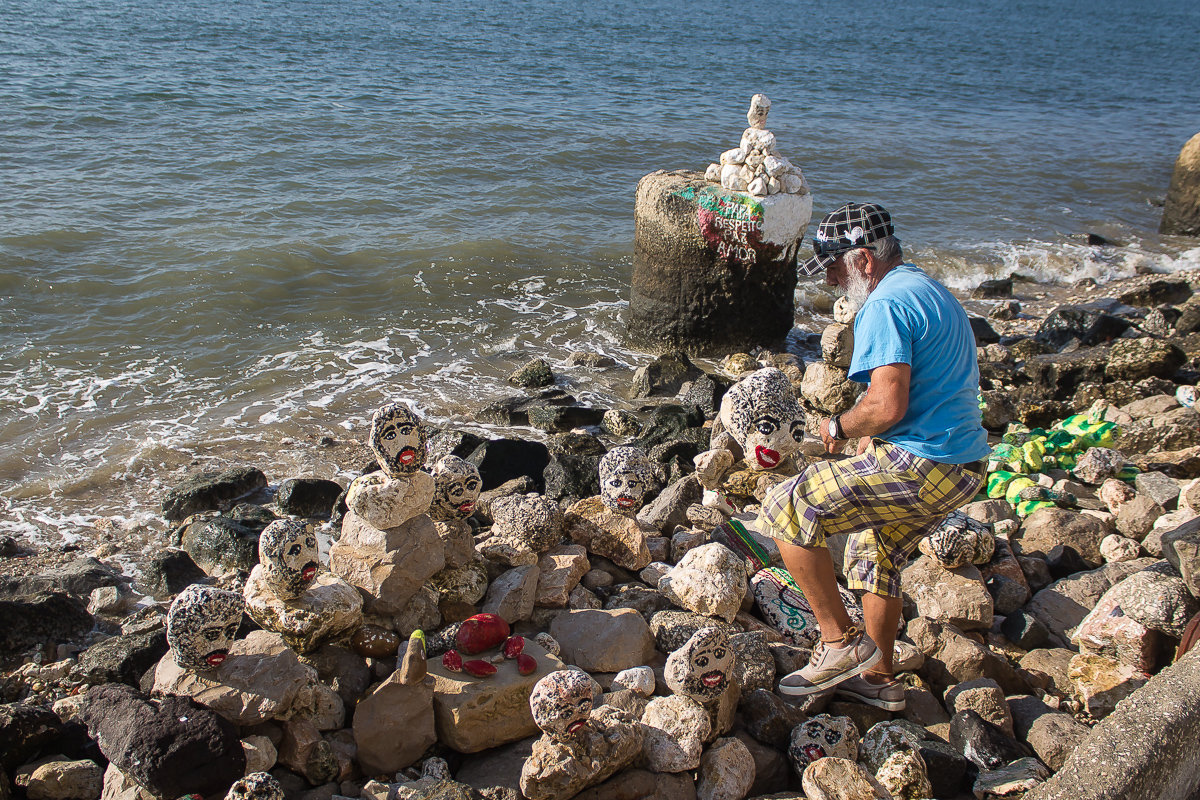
[841,263,872,314]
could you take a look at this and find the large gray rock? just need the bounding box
[628,170,807,356]
[1161,516,1200,597]
[901,556,993,631]
[549,609,656,672]
[1016,507,1113,566]
[1160,131,1200,236]
[1007,694,1090,771]
[637,475,702,533]
[1026,558,1157,644]
[162,467,267,521]
[657,543,748,622]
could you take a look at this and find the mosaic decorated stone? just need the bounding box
[716,367,805,470]
[665,626,733,701]
[428,455,482,522]
[257,519,318,600]
[751,566,865,648]
[598,446,655,514]
[224,772,284,800]
[788,714,860,774]
[529,669,595,741]
[917,510,995,570]
[369,401,428,478]
[166,584,245,671]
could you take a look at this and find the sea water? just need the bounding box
[2,0,1199,544]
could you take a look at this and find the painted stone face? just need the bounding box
[259,518,319,599]
[721,367,805,470]
[529,669,594,741]
[746,93,771,129]
[598,446,654,513]
[665,626,733,701]
[429,455,482,521]
[369,402,427,478]
[788,714,860,771]
[167,584,245,671]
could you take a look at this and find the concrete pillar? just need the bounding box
[1160,132,1200,236]
[628,169,812,356]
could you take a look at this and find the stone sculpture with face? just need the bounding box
[369,402,427,478]
[258,518,319,599]
[664,626,734,702]
[746,94,771,129]
[719,367,805,470]
[166,584,245,671]
[788,714,860,771]
[529,669,595,741]
[598,446,654,514]
[429,455,482,521]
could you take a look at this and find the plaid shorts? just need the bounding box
[758,440,983,598]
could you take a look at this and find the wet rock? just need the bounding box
[137,550,207,600]
[944,678,1013,737]
[696,736,755,800]
[658,543,748,622]
[180,513,267,577]
[1067,652,1148,718]
[162,467,267,521]
[276,478,342,518]
[81,683,244,799]
[1034,305,1130,349]
[564,497,653,570]
[509,358,554,389]
[948,709,1027,772]
[630,352,703,399]
[902,556,993,631]
[640,694,710,773]
[549,608,656,672]
[788,714,859,776]
[800,757,890,800]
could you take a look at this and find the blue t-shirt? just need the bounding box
[848,263,989,464]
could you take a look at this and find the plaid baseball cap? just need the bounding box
[799,202,895,276]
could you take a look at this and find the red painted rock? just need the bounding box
[504,636,525,659]
[463,660,497,678]
[517,653,538,675]
[441,650,463,672]
[456,613,511,655]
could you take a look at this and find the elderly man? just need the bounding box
[761,202,988,710]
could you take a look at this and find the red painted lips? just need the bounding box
[206,652,228,667]
[302,565,317,581]
[701,670,725,688]
[398,447,417,465]
[754,445,781,468]
[458,501,475,514]
[567,719,586,733]
[616,496,636,509]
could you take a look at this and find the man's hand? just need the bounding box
[818,416,844,454]
[856,436,872,456]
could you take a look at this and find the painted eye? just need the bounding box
[381,430,396,440]
[398,423,414,435]
[790,422,805,442]
[203,629,223,641]
[713,647,726,659]
[287,544,302,556]
[465,479,480,492]
[756,420,778,436]
[695,655,708,667]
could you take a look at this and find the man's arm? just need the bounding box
[820,362,910,453]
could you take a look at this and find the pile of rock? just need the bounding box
[800,296,864,420]
[703,94,810,198]
[1,268,1198,800]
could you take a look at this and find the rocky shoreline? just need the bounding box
[1,266,1199,800]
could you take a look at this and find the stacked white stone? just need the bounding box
[703,94,809,198]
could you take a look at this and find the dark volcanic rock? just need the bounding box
[509,357,554,389]
[527,403,607,432]
[1022,347,1110,401]
[276,477,343,518]
[475,389,576,428]
[679,372,729,416]
[633,404,707,451]
[629,351,703,399]
[0,703,63,772]
[0,557,126,602]
[81,683,245,800]
[180,511,271,576]
[137,549,208,599]
[1001,611,1050,650]
[1118,279,1193,308]
[1034,305,1130,349]
[161,466,267,521]
[1106,338,1187,383]
[740,688,808,749]
[949,709,1030,772]
[543,452,603,502]
[973,278,1014,298]
[78,627,169,687]
[969,316,1001,345]
[0,592,92,665]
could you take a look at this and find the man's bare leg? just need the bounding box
[776,540,854,642]
[862,591,903,683]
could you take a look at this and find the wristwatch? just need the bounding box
[827,415,845,440]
